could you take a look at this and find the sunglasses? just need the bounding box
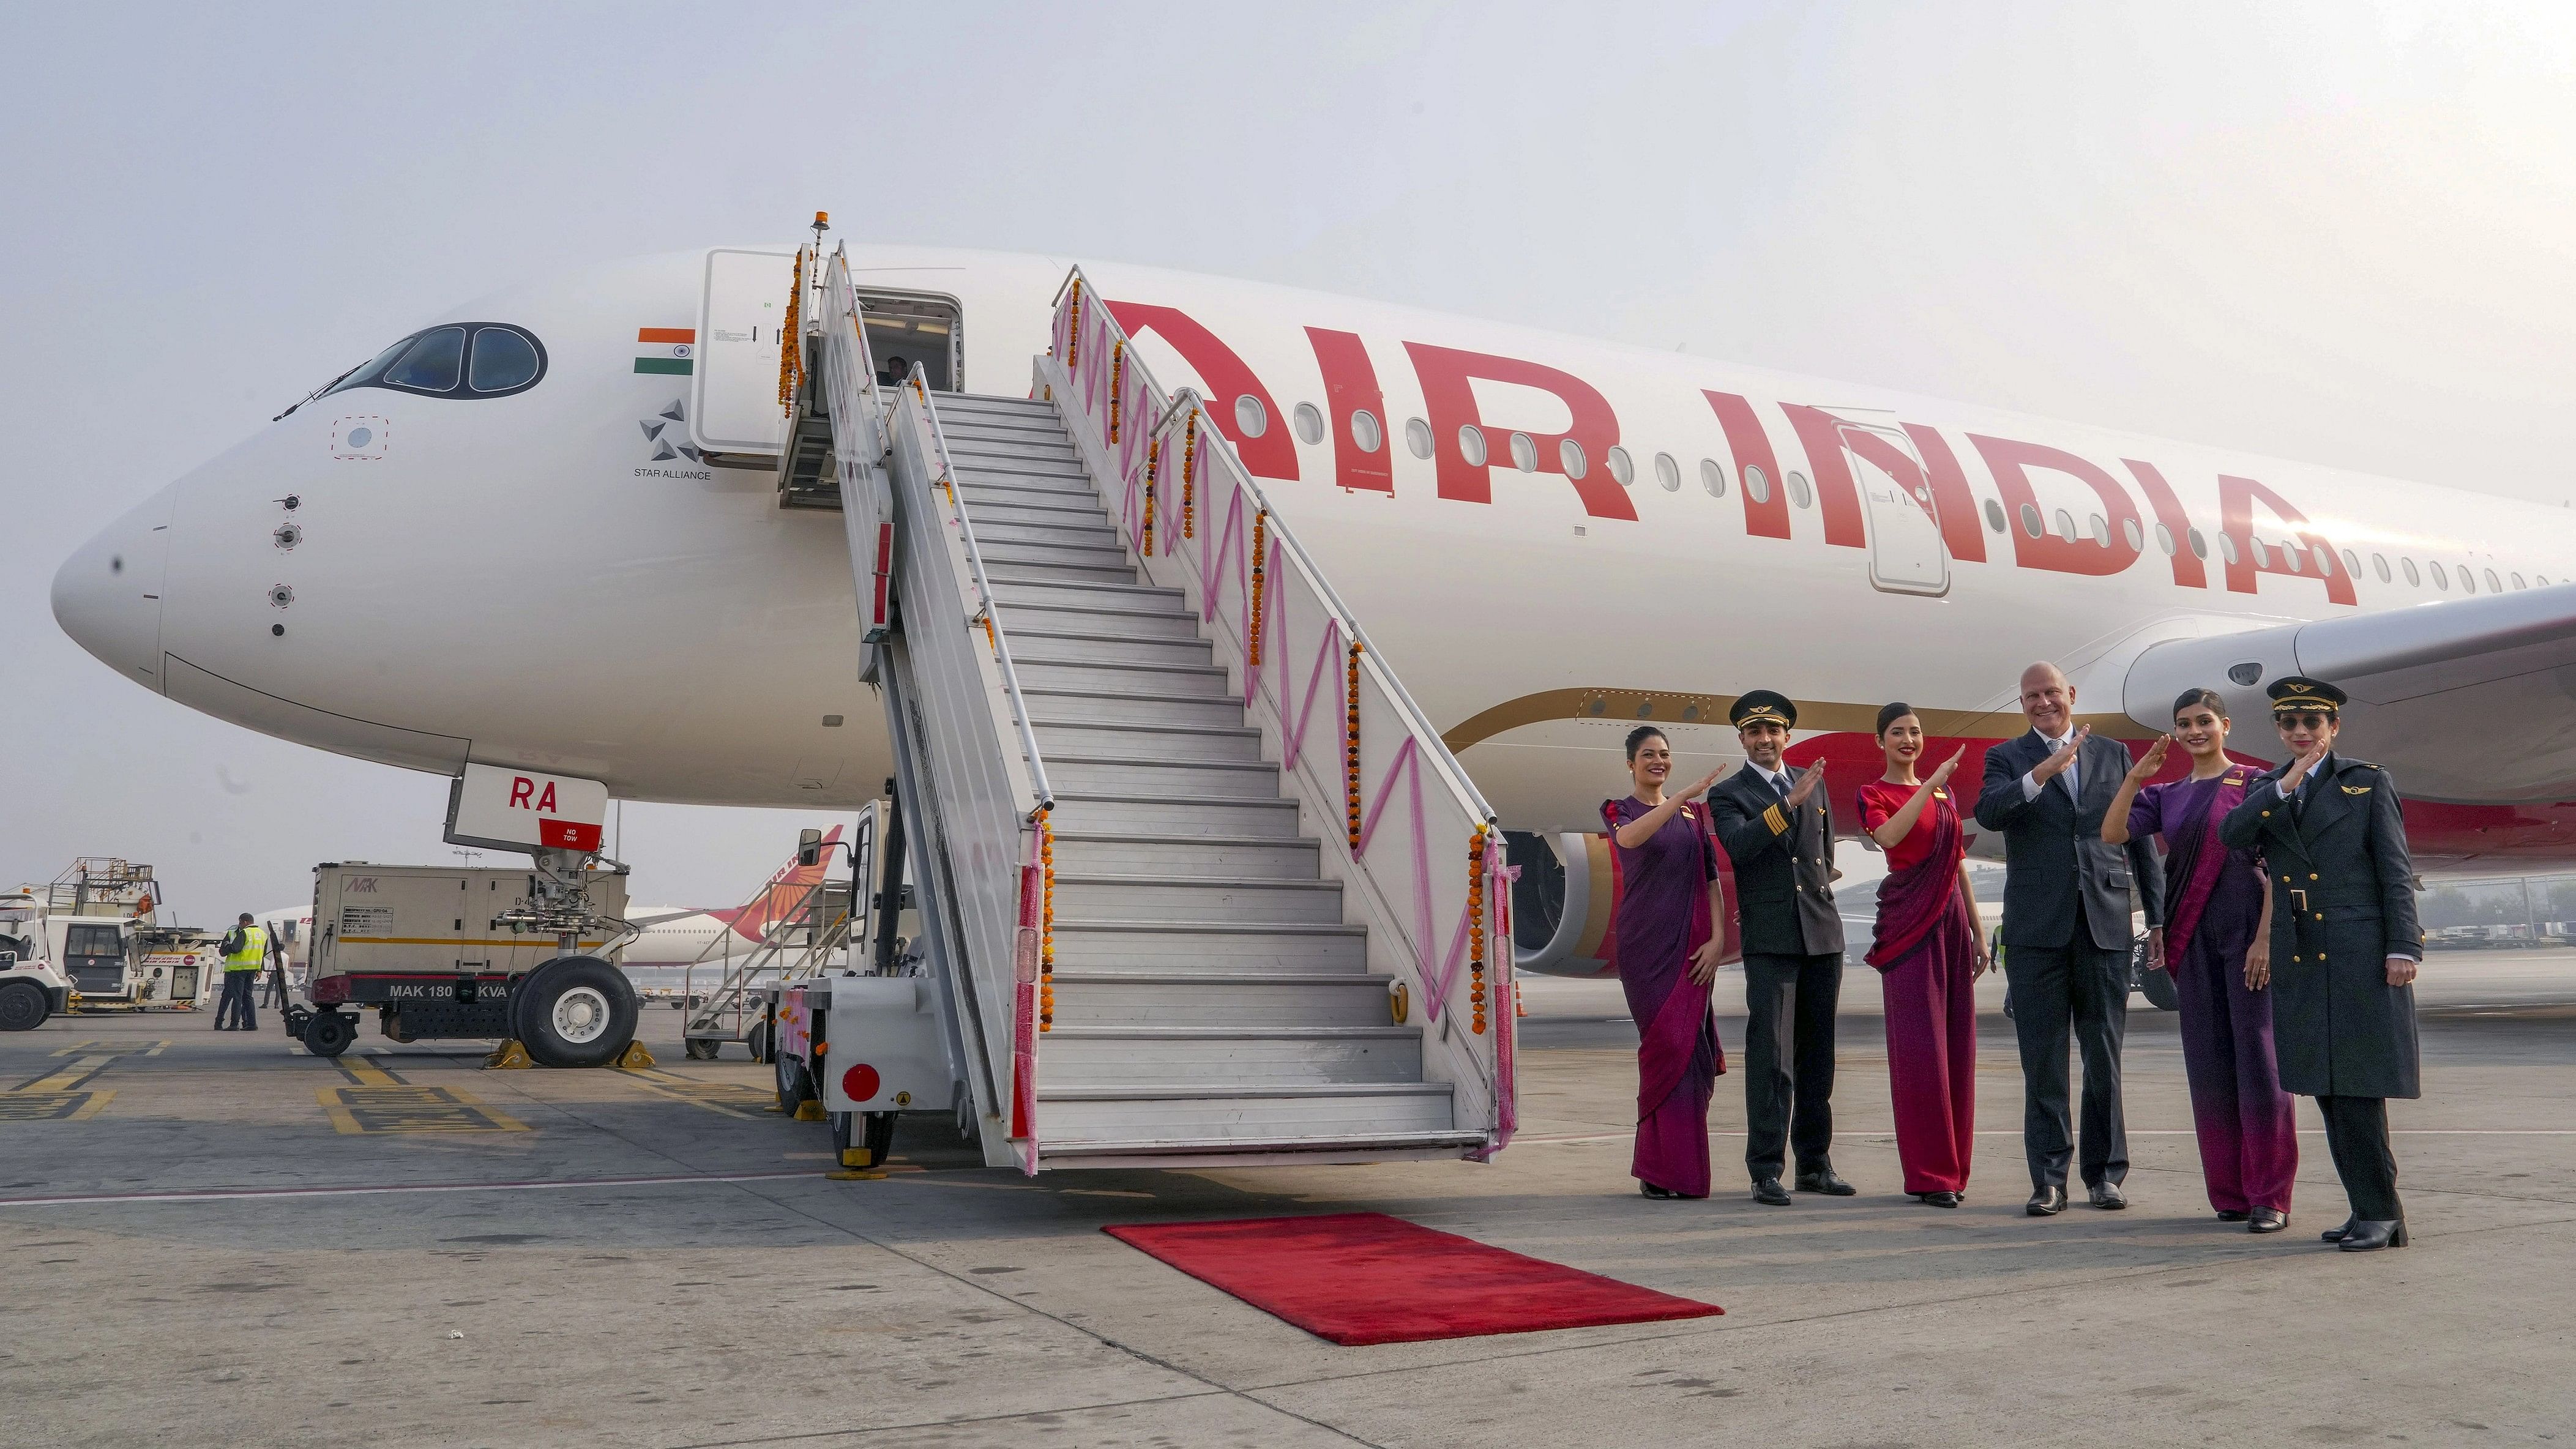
[2275,712,2335,731]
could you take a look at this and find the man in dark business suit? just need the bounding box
[1974,663,2167,1215]
[1709,690,1850,1207]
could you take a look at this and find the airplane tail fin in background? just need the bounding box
[706,824,845,942]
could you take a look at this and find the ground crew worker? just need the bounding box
[214,912,267,1031]
[2219,677,2423,1253]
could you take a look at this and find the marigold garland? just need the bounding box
[1108,341,1126,444]
[1247,510,1269,666]
[1038,808,1056,1033]
[1141,437,1160,557]
[1344,640,1364,851]
[1181,412,1198,539]
[777,248,806,415]
[1064,280,1083,372]
[1468,825,1490,1035]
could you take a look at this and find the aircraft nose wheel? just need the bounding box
[510,958,640,1068]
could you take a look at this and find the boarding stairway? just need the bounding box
[678,871,856,1060]
[783,244,1515,1171]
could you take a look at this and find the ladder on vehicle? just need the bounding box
[782,242,1517,1171]
[678,877,855,1058]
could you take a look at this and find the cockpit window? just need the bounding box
[384,327,466,392]
[469,327,540,392]
[314,322,549,402]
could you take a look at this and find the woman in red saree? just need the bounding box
[1858,703,1990,1207]
[2104,688,2294,1232]
[1603,726,1728,1199]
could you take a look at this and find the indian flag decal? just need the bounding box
[635,327,695,375]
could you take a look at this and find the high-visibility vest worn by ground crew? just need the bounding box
[223,925,269,972]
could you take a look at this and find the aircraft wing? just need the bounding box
[2122,583,2576,803]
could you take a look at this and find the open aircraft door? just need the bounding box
[1835,414,1950,598]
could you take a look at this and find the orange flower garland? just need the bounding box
[1468,825,1489,1035]
[1345,641,1364,851]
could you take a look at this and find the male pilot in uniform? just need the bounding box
[1708,690,1850,1205]
[2219,677,2423,1252]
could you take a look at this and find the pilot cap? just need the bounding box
[2267,676,2347,716]
[1730,690,1797,731]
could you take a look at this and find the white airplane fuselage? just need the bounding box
[54,245,2576,866]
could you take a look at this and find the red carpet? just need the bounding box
[1102,1211,1723,1346]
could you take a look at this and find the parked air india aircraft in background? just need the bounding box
[53,243,2576,976]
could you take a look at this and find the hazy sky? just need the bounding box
[6,2,2573,921]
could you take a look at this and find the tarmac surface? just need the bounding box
[4,953,2573,1448]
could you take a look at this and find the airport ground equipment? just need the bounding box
[300,862,636,1063]
[1,862,214,1022]
[758,239,1516,1171]
[681,808,883,1060]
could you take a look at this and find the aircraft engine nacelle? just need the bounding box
[1506,830,1622,978]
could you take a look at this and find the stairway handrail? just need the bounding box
[895,367,1055,819]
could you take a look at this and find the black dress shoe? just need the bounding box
[1916,1191,1962,1209]
[2321,1217,2355,1243]
[1640,1182,1682,1200]
[2339,1219,2408,1251]
[2247,1208,2288,1234]
[2026,1185,2067,1216]
[2088,1182,2127,1210]
[2214,1210,2250,1223]
[1752,1177,1793,1206]
[1795,1166,1857,1196]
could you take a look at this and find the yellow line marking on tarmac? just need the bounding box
[603,1065,778,1120]
[2,1048,139,1122]
[50,1039,169,1057]
[315,1049,526,1134]
[20,1057,117,1094]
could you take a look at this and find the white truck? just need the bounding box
[1,860,219,1029]
[293,861,637,1064]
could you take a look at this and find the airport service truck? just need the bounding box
[0,860,220,1029]
[294,861,637,1065]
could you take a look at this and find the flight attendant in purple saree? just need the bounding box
[1858,703,1990,1207]
[2104,688,2296,1233]
[1603,725,1729,1199]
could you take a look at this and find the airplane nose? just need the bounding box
[53,490,174,693]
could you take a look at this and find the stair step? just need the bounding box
[979,561,1140,589]
[974,538,1132,570]
[1051,920,1365,971]
[1045,792,1302,838]
[950,439,1082,466]
[998,600,1200,641]
[959,473,1096,500]
[1037,1127,1487,1162]
[1047,831,1320,879]
[987,578,1184,609]
[1049,972,1397,1028]
[1051,874,1341,924]
[974,519,1121,549]
[956,459,1093,485]
[1037,1027,1424,1089]
[966,499,1114,530]
[1031,718,1260,762]
[942,416,1069,439]
[943,392,1058,413]
[1009,628,1212,668]
[1018,687,1246,728]
[1032,1087,1458,1146]
[1015,657,1232,696]
[1044,754,1280,798]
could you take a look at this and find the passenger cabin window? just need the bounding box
[1739,463,1766,502]
[2018,502,2042,538]
[323,322,548,400]
[2513,572,2528,589]
[1236,395,1269,438]
[1605,445,1633,486]
[2123,518,2144,551]
[2188,528,2209,559]
[1787,471,1813,508]
[1657,453,1682,492]
[2403,557,2421,586]
[1458,425,1487,466]
[2486,568,2503,592]
[1405,417,1433,459]
[1350,409,1383,453]
[1509,431,1537,472]
[1559,438,1587,480]
[2152,523,2175,555]
[2343,549,2362,578]
[2217,534,2240,565]
[2430,561,2449,589]
[1293,403,1326,445]
[1988,500,2010,534]
[2372,554,2391,582]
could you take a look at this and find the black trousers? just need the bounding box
[2317,1095,2402,1221]
[1741,950,1841,1181]
[214,971,257,1030]
[2003,903,2129,1189]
